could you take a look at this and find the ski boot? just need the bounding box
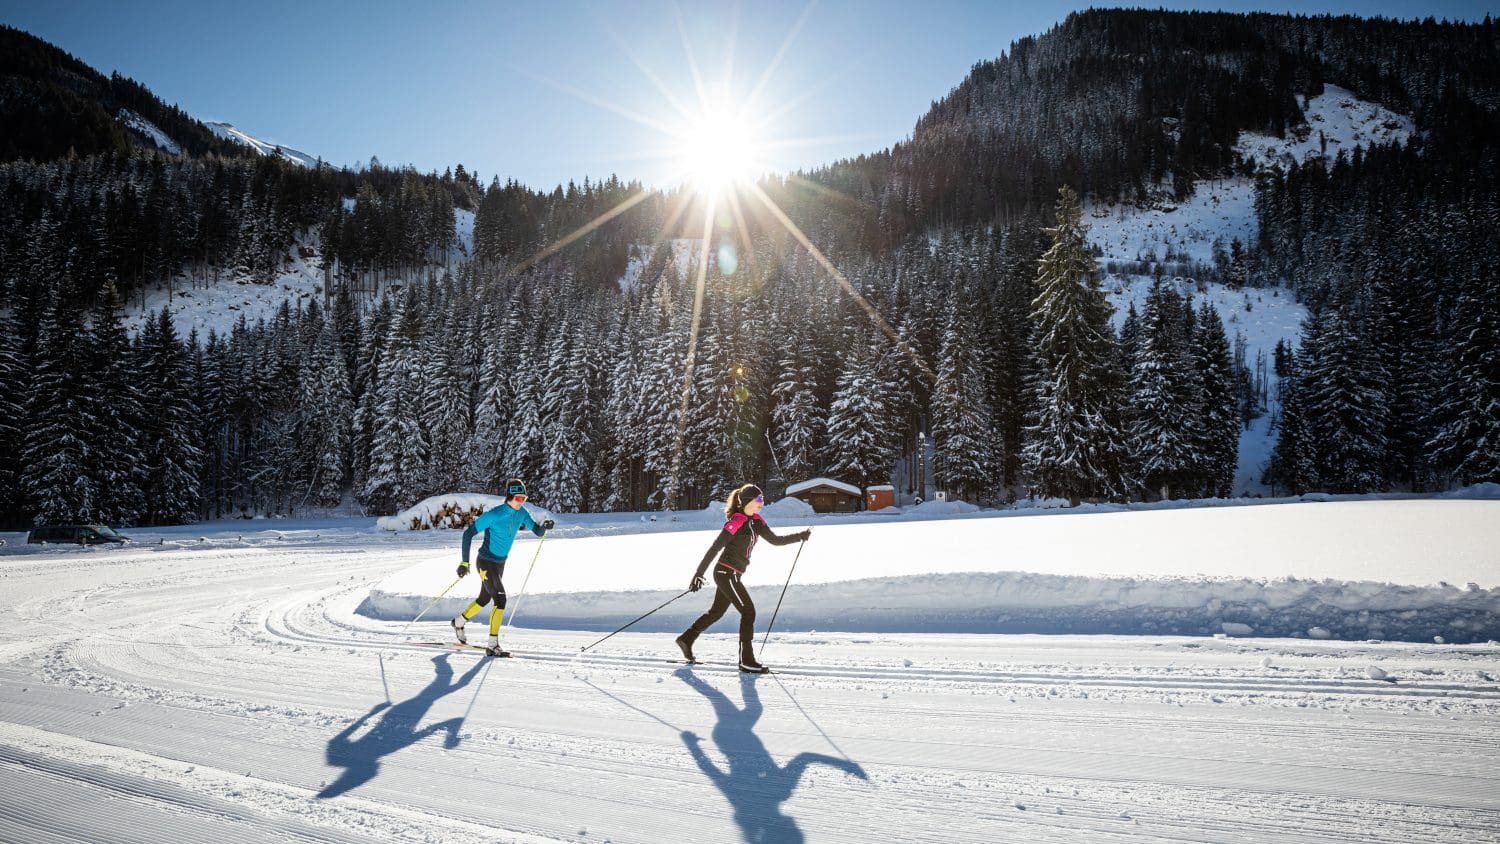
[485,635,510,658]
[739,657,770,674]
[451,615,468,645]
[675,634,698,664]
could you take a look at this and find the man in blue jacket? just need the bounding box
[451,478,553,656]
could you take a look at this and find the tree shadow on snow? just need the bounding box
[676,668,867,844]
[318,653,486,799]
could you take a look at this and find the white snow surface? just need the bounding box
[205,121,320,167]
[117,109,181,155]
[119,228,327,339]
[1,500,1498,841]
[454,207,475,256]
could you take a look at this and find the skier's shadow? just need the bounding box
[677,668,866,844]
[318,654,485,799]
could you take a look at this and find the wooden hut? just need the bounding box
[785,478,863,513]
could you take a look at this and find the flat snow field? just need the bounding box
[2,501,1499,843]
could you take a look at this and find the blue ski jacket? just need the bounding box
[462,503,546,563]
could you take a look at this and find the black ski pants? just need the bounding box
[682,565,756,662]
[473,555,507,609]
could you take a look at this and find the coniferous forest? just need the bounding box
[0,10,1497,527]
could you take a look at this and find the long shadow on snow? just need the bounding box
[676,668,867,844]
[318,653,486,799]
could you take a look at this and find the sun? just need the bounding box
[679,106,761,196]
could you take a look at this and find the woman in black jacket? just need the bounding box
[676,484,809,673]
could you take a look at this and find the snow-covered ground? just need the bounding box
[1087,85,1413,495]
[120,229,329,339]
[117,109,182,155]
[205,121,321,167]
[2,501,1497,841]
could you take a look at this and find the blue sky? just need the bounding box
[2,1,1493,190]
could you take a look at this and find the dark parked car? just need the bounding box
[27,525,130,545]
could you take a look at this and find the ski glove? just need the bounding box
[796,529,811,542]
[457,562,470,578]
[541,518,555,531]
[689,575,705,592]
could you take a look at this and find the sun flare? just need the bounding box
[679,107,761,195]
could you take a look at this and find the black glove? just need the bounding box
[797,529,811,542]
[541,518,555,531]
[457,562,469,578]
[689,574,704,592]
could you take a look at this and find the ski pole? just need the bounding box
[579,589,692,653]
[394,574,462,640]
[499,535,546,642]
[759,536,807,654]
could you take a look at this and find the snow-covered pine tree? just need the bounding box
[1303,294,1389,493]
[90,287,147,524]
[1125,280,1201,500]
[1191,301,1240,498]
[1020,186,1127,504]
[1265,344,1317,496]
[540,317,591,512]
[770,331,823,481]
[463,327,512,494]
[299,322,353,507]
[501,313,545,496]
[1426,266,1500,486]
[931,294,997,502]
[362,293,429,512]
[0,310,25,525]
[138,307,203,524]
[826,335,896,494]
[421,328,471,496]
[21,292,102,524]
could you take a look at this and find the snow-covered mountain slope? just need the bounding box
[0,504,1496,842]
[120,229,328,339]
[116,109,182,155]
[205,120,320,167]
[1087,85,1415,496]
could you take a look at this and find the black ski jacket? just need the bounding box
[694,512,804,577]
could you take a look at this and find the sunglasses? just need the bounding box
[511,494,527,502]
[753,495,764,504]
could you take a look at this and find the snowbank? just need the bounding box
[361,569,1500,643]
[1442,483,1500,501]
[359,498,1500,643]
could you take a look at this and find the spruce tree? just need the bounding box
[1304,297,1389,493]
[826,336,895,495]
[138,307,203,524]
[931,298,997,501]
[1126,281,1199,500]
[1192,302,1240,497]
[90,288,147,524]
[21,293,102,524]
[1427,267,1500,485]
[0,310,28,525]
[1020,186,1127,504]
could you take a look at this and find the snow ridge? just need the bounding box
[205,121,319,167]
[117,109,181,155]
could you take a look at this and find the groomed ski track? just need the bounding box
[2,536,1498,843]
